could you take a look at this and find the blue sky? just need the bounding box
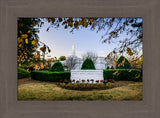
[37,18,142,59]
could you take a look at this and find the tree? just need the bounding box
[64,56,77,71]
[50,61,64,72]
[129,56,143,69]
[17,18,40,66]
[82,51,98,64]
[17,18,51,67]
[106,66,110,69]
[104,52,118,68]
[45,17,143,57]
[59,56,66,61]
[81,58,96,70]
[116,56,131,69]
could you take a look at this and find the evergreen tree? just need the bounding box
[81,58,96,70]
[50,61,64,72]
[116,56,131,69]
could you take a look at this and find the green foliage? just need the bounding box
[31,71,70,82]
[81,58,96,70]
[59,56,66,61]
[106,66,110,69]
[18,67,30,79]
[116,56,131,69]
[103,69,142,81]
[50,61,64,72]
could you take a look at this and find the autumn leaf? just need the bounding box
[68,22,73,27]
[58,18,62,22]
[113,50,116,54]
[18,23,23,27]
[18,37,23,43]
[111,18,115,22]
[25,38,28,44]
[119,50,123,53]
[129,19,133,23]
[32,21,36,26]
[31,39,38,45]
[107,54,110,58]
[21,34,28,39]
[40,45,46,53]
[83,21,88,27]
[65,25,68,29]
[110,31,116,36]
[27,30,31,34]
[127,48,133,56]
[48,19,51,22]
[48,47,51,53]
[78,21,83,25]
[51,18,55,23]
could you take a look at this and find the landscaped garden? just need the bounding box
[17,18,143,101]
[18,57,142,101]
[18,78,142,101]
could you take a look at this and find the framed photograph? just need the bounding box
[0,0,160,118]
[17,17,143,101]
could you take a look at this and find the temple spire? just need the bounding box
[72,41,75,56]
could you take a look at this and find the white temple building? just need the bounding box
[51,41,107,70]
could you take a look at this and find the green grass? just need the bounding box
[18,82,143,101]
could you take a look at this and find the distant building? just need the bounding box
[51,41,107,70]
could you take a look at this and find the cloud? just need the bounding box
[98,50,106,57]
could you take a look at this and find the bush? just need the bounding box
[106,66,110,69]
[57,82,114,91]
[116,56,131,69]
[110,66,114,69]
[18,67,30,79]
[31,69,142,82]
[81,58,96,70]
[50,61,64,72]
[103,69,142,81]
[31,71,70,82]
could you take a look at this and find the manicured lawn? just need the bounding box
[18,80,143,101]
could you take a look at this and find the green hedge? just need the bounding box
[31,71,70,82]
[31,69,142,82]
[103,69,142,81]
[18,67,30,79]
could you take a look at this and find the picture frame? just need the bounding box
[0,0,160,118]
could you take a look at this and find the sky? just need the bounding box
[37,18,142,59]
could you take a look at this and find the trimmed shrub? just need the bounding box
[18,67,30,79]
[31,69,142,82]
[31,71,70,82]
[50,61,64,72]
[81,58,96,70]
[103,69,142,81]
[106,66,110,69]
[110,66,114,69]
[116,56,131,69]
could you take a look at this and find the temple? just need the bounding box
[51,41,107,70]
